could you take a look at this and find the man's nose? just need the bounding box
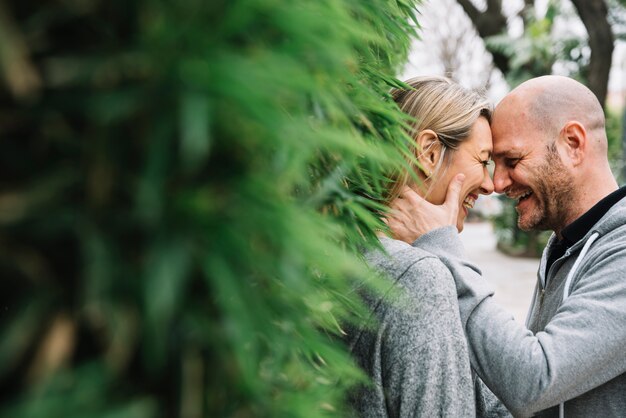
[493,165,511,194]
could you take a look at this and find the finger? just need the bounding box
[388,196,409,211]
[444,173,465,208]
[398,185,417,199]
[392,199,413,216]
[383,207,402,226]
[399,185,425,206]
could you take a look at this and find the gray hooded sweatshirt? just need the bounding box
[347,237,511,417]
[412,196,626,417]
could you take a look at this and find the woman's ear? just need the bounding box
[415,129,441,176]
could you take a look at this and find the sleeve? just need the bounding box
[377,256,475,418]
[474,376,513,418]
[412,226,626,417]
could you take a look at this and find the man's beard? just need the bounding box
[518,148,575,232]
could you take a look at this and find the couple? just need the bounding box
[348,75,626,417]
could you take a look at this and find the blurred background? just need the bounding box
[0,0,624,417]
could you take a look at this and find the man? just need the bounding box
[387,75,626,417]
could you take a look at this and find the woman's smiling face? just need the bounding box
[426,117,494,232]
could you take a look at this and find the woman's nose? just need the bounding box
[479,168,494,195]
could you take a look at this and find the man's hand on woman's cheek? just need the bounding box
[384,174,465,243]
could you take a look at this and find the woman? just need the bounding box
[347,76,498,417]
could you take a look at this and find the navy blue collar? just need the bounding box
[545,185,626,278]
[560,185,626,246]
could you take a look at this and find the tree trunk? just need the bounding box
[570,0,614,106]
[456,0,614,107]
[456,0,509,74]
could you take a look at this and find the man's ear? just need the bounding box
[558,121,586,166]
[416,129,441,175]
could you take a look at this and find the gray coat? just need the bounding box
[413,196,626,417]
[347,237,475,417]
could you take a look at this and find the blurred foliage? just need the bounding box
[609,0,626,40]
[486,0,588,89]
[606,107,626,181]
[0,0,421,417]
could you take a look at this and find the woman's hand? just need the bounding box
[385,174,465,243]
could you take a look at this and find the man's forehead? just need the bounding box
[492,134,525,157]
[491,117,534,155]
[492,92,532,128]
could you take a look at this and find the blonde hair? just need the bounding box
[387,76,492,202]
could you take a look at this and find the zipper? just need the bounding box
[539,250,570,310]
[557,232,600,418]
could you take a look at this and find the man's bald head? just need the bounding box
[494,75,606,154]
[490,75,617,234]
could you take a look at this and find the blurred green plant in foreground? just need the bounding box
[0,0,420,416]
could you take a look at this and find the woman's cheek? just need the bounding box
[466,165,484,190]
